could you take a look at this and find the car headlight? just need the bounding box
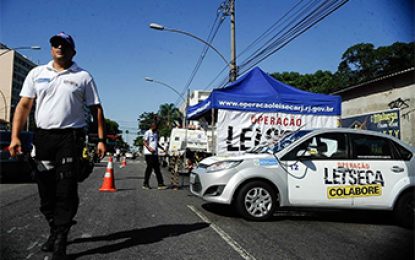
[206,160,242,173]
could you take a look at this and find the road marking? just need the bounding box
[187,205,256,260]
[7,227,16,233]
[26,241,38,250]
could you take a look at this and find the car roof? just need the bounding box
[303,128,414,151]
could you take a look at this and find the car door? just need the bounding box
[280,132,353,207]
[349,133,410,208]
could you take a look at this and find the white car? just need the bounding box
[125,152,135,159]
[190,128,415,227]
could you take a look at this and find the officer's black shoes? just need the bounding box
[52,227,69,260]
[41,225,57,252]
[41,232,56,252]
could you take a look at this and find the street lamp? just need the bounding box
[144,77,186,103]
[149,22,237,81]
[144,77,187,127]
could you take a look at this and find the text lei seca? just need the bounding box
[324,162,384,199]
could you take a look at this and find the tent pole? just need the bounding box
[211,108,215,156]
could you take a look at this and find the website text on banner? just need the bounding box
[217,100,336,114]
[217,110,339,155]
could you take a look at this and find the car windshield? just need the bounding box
[245,130,312,154]
[271,130,312,153]
[245,143,271,154]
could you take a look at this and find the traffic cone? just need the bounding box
[99,156,116,192]
[120,156,127,168]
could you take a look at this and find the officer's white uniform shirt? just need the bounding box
[20,61,101,129]
[143,129,158,155]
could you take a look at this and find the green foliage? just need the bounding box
[271,70,337,93]
[158,103,183,137]
[271,41,414,93]
[105,118,122,135]
[134,136,143,147]
[138,112,159,131]
[138,104,183,140]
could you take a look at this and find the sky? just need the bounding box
[1,0,414,145]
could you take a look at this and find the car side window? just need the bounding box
[350,134,394,160]
[281,133,347,160]
[391,142,413,161]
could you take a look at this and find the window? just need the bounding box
[282,133,347,160]
[392,142,413,161]
[350,134,393,159]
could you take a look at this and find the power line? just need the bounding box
[238,0,350,75]
[173,0,230,106]
[204,0,349,90]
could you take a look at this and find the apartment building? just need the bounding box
[0,43,37,130]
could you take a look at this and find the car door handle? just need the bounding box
[391,166,404,173]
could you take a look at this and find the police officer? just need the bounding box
[9,32,106,259]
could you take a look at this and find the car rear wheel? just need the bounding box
[394,191,414,229]
[235,181,278,221]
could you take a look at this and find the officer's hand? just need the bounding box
[9,138,22,158]
[97,142,106,159]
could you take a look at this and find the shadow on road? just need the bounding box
[202,203,239,218]
[116,176,144,180]
[67,222,209,259]
[114,188,138,191]
[269,208,400,226]
[201,203,406,228]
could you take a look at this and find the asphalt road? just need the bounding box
[1,157,413,260]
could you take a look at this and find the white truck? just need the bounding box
[168,128,211,188]
[168,128,209,155]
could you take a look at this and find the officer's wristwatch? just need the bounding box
[97,138,106,143]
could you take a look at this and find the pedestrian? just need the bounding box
[142,122,167,190]
[9,32,106,259]
[168,151,180,190]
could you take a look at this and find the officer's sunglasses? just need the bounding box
[51,40,71,49]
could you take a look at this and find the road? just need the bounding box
[1,157,413,259]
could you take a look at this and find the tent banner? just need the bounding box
[217,110,339,155]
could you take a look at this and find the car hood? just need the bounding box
[200,153,271,165]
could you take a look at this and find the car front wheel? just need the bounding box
[235,181,278,221]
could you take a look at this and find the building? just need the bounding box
[178,90,211,129]
[333,68,415,146]
[0,43,37,130]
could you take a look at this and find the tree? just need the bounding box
[271,70,336,93]
[134,135,143,147]
[138,112,159,132]
[337,41,414,87]
[138,104,183,139]
[158,103,182,137]
[271,41,414,93]
[105,119,122,135]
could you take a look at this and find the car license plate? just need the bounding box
[190,173,196,184]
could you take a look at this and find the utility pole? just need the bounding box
[229,0,237,82]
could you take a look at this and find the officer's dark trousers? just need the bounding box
[144,154,164,186]
[33,128,84,228]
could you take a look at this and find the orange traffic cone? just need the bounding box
[120,156,127,168]
[99,156,116,192]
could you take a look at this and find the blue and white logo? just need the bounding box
[257,158,279,167]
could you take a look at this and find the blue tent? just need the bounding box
[187,67,341,119]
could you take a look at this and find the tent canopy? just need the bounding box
[187,67,341,119]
